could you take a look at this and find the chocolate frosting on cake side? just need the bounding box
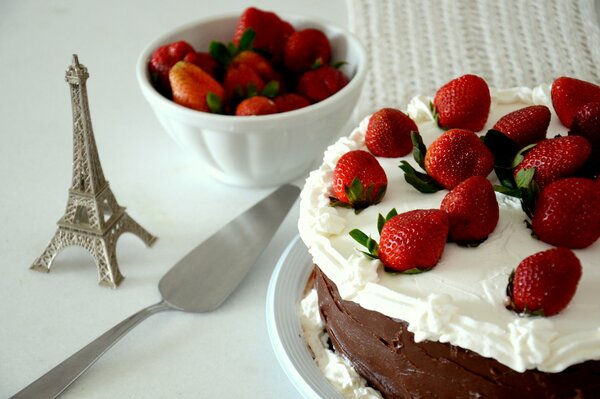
[315,267,600,399]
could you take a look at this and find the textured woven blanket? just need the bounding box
[348,0,600,116]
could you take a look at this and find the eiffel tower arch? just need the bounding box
[31,55,156,288]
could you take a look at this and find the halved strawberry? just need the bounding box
[331,150,387,210]
[513,135,591,191]
[432,74,491,131]
[350,208,449,273]
[169,61,224,113]
[440,176,499,245]
[506,247,582,317]
[365,108,418,158]
[531,177,600,249]
[284,28,331,73]
[551,76,600,128]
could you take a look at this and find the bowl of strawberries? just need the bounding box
[137,7,367,187]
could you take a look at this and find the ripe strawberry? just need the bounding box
[551,76,600,128]
[433,74,491,131]
[297,65,349,103]
[233,50,281,84]
[183,51,218,78]
[570,101,600,175]
[149,41,195,96]
[332,150,387,209]
[365,108,418,158]
[235,96,278,116]
[284,28,331,73]
[492,105,551,149]
[378,209,449,272]
[169,61,224,113]
[507,247,582,317]
[440,176,499,244]
[424,129,494,189]
[273,93,310,112]
[531,177,600,249]
[513,135,591,190]
[233,7,292,63]
[223,62,265,101]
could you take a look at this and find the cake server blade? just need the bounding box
[11,184,300,399]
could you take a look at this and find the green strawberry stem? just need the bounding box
[206,92,223,114]
[411,131,427,169]
[209,28,256,67]
[349,229,379,259]
[261,81,280,98]
[399,161,442,193]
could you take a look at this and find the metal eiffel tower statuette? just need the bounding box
[31,54,157,288]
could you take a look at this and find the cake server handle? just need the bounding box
[10,301,173,399]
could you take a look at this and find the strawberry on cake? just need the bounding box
[298,75,600,398]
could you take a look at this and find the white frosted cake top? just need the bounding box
[298,85,600,373]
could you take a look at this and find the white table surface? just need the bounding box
[0,1,347,397]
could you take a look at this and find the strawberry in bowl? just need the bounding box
[137,8,367,187]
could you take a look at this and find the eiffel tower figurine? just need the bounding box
[31,54,157,288]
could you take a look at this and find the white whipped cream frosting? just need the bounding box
[298,84,600,373]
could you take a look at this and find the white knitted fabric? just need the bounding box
[348,0,600,116]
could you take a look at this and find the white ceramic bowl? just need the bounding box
[137,13,367,187]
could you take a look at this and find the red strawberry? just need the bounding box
[274,93,310,113]
[235,96,278,116]
[492,105,551,149]
[297,65,349,103]
[424,129,494,189]
[233,7,291,62]
[507,247,582,316]
[378,209,449,272]
[570,101,600,173]
[223,62,265,101]
[149,41,195,96]
[183,51,218,78]
[440,176,499,244]
[513,135,591,190]
[433,74,491,131]
[332,150,387,209]
[551,76,600,128]
[365,108,418,157]
[169,61,224,113]
[284,28,331,73]
[531,177,600,249]
[233,50,281,84]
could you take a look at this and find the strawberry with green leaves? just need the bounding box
[491,105,551,149]
[331,150,387,210]
[235,96,278,116]
[297,65,349,103]
[351,208,449,273]
[233,7,293,63]
[432,74,491,131]
[531,177,600,249]
[513,135,591,191]
[284,28,331,73]
[169,61,224,113]
[365,108,418,158]
[551,76,600,128]
[400,129,494,192]
[506,247,582,317]
[440,176,499,245]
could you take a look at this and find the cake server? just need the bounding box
[11,184,300,399]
